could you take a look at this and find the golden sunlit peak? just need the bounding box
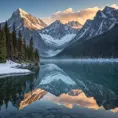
[18,8,23,11]
[16,8,28,15]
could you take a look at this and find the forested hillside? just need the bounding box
[0,21,39,63]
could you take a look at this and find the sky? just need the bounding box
[0,0,118,23]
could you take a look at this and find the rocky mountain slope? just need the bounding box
[7,8,47,30]
[40,20,77,39]
[1,8,77,57]
[58,6,118,58]
[66,21,83,29]
[74,6,118,41]
[1,6,118,58]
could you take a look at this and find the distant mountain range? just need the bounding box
[73,6,118,41]
[58,24,118,58]
[58,6,118,58]
[66,21,82,29]
[1,6,118,58]
[39,20,77,39]
[1,8,78,57]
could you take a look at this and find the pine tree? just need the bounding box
[29,37,34,61]
[17,31,23,61]
[27,46,30,60]
[4,21,9,40]
[4,21,10,58]
[0,22,40,63]
[0,29,7,62]
[18,31,22,52]
[12,23,17,58]
[9,33,14,59]
[34,49,39,61]
[23,40,27,60]
[0,24,1,33]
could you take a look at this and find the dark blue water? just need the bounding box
[0,61,118,118]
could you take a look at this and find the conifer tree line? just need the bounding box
[0,21,39,63]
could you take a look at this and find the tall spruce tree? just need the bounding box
[34,49,39,61]
[23,40,27,60]
[0,22,39,63]
[0,24,1,33]
[27,46,30,60]
[4,21,10,58]
[18,31,22,55]
[9,33,14,59]
[0,29,7,62]
[12,23,17,58]
[29,37,34,61]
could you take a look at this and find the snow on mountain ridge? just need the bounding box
[13,8,28,18]
[74,6,118,41]
[40,33,76,47]
[1,8,79,57]
[66,21,83,29]
[39,33,76,57]
[11,8,47,30]
[40,20,78,39]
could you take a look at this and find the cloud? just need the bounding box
[51,7,99,25]
[42,7,100,25]
[42,4,118,25]
[111,4,118,9]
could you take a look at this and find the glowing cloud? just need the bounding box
[42,4,118,25]
[111,4,118,9]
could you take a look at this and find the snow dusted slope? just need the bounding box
[38,34,76,57]
[10,8,47,30]
[74,6,118,41]
[0,61,31,77]
[66,21,83,29]
[1,9,77,57]
[40,20,77,39]
[1,8,50,57]
[40,33,76,46]
[38,20,77,57]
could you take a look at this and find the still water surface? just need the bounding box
[0,60,118,118]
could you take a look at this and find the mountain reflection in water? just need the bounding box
[0,61,118,118]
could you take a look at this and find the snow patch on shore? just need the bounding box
[0,60,31,76]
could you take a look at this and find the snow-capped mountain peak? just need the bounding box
[13,8,28,17]
[95,10,107,18]
[40,20,78,39]
[1,8,78,57]
[103,6,117,13]
[31,19,77,57]
[46,20,65,31]
[66,21,83,29]
[102,6,118,20]
[52,20,62,25]
[74,6,118,41]
[11,8,47,30]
